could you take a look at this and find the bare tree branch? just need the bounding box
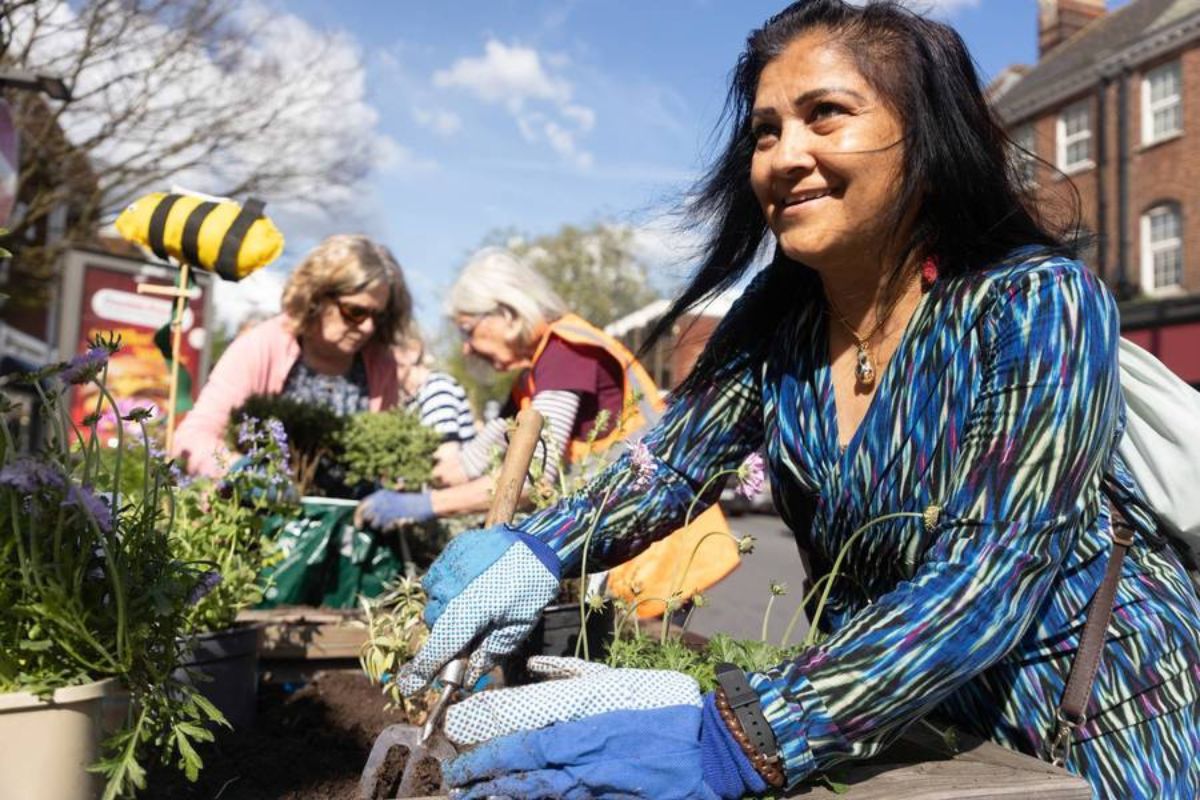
[3,0,387,300]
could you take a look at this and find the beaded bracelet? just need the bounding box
[715,687,786,788]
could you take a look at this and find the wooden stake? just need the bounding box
[137,263,192,452]
[165,261,189,452]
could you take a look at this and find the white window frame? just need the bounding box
[1056,100,1093,173]
[1140,203,1184,295]
[1142,61,1183,145]
[1012,124,1037,187]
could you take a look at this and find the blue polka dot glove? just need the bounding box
[393,525,562,695]
[441,656,766,800]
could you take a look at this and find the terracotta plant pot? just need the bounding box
[0,677,128,800]
[176,623,262,729]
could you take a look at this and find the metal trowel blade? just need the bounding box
[360,723,457,800]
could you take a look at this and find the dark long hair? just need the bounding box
[651,0,1077,395]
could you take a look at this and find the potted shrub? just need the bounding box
[169,416,297,729]
[0,337,225,800]
[226,397,445,607]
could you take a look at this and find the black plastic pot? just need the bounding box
[175,623,261,729]
[503,602,614,685]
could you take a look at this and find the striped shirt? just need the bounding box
[405,371,476,444]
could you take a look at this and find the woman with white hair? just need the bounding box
[355,246,662,526]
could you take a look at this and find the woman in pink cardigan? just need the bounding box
[173,234,409,478]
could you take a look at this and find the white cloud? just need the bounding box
[542,121,592,169]
[434,40,571,110]
[414,107,463,136]
[375,136,439,173]
[562,104,596,132]
[433,39,595,168]
[864,0,979,15]
[627,212,706,290]
[211,266,285,331]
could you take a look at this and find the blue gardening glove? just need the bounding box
[354,490,435,531]
[442,656,766,800]
[393,525,561,695]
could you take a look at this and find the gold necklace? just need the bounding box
[826,297,893,387]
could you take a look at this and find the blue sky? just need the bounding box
[224,0,1125,332]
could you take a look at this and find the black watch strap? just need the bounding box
[714,662,779,760]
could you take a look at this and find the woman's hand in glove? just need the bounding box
[442,656,767,800]
[354,490,435,531]
[392,525,562,694]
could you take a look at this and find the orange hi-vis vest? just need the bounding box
[511,313,666,463]
[511,313,739,619]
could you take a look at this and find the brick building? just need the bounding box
[993,0,1200,385]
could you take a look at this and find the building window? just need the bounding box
[1142,61,1182,145]
[1011,124,1037,186]
[1141,203,1184,294]
[1056,100,1092,172]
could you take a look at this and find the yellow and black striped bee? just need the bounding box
[115,192,284,281]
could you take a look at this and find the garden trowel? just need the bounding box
[359,407,546,800]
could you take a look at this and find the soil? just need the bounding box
[143,670,445,799]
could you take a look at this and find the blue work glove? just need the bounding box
[393,525,561,695]
[442,656,766,800]
[354,490,435,531]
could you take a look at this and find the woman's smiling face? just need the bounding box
[749,30,907,272]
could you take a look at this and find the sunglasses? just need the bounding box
[332,298,386,328]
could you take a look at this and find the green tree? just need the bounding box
[502,222,660,327]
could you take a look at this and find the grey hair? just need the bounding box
[446,247,568,347]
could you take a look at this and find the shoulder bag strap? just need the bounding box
[1049,492,1135,766]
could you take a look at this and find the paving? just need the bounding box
[687,509,814,644]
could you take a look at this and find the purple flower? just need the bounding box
[188,570,223,604]
[735,452,766,499]
[66,485,114,533]
[0,458,65,493]
[60,347,109,385]
[628,440,655,491]
[265,418,291,468]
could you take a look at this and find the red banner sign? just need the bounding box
[70,261,206,444]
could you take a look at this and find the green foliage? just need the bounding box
[0,227,10,259]
[170,420,294,634]
[359,576,429,709]
[337,407,440,489]
[0,335,228,798]
[228,394,343,495]
[605,631,803,693]
[228,395,442,496]
[496,222,660,327]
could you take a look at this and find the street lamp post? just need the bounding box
[0,70,72,102]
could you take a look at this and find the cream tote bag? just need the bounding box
[1117,338,1200,565]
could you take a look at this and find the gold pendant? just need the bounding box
[855,344,875,385]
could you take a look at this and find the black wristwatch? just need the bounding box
[714,662,780,760]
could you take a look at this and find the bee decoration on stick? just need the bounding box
[115,191,285,450]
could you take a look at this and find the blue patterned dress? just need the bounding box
[519,251,1200,798]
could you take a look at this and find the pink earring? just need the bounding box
[920,256,939,287]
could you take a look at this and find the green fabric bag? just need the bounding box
[257,497,408,609]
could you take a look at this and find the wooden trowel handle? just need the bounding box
[483,407,545,527]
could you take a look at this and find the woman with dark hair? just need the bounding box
[393,2,1200,798]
